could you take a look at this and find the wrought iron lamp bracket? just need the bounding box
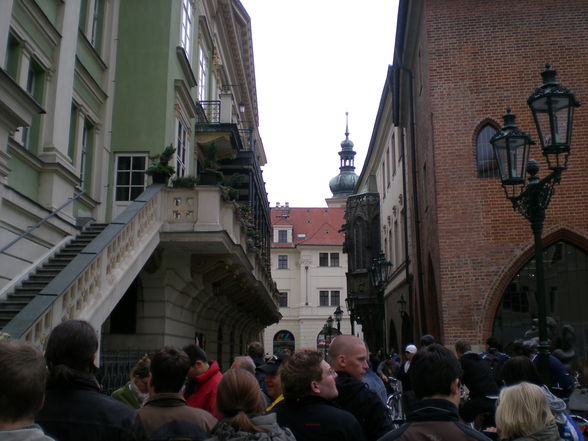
[510,162,560,224]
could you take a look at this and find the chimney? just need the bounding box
[276,202,281,207]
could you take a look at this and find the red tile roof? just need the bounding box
[271,207,345,247]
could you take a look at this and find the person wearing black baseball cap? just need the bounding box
[258,353,288,412]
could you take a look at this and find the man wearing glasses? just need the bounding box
[275,349,365,441]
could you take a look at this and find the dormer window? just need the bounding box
[278,230,287,243]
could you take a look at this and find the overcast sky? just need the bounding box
[240,1,399,207]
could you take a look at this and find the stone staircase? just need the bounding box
[0,223,108,330]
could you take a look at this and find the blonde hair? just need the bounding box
[130,354,150,380]
[215,368,269,433]
[495,382,555,440]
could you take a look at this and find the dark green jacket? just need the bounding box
[112,382,140,409]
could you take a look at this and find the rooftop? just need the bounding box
[271,207,345,247]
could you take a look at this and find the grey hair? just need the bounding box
[231,356,256,375]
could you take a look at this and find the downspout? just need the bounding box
[392,64,424,341]
[305,265,309,306]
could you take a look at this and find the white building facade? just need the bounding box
[263,204,363,356]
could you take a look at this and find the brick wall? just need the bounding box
[410,0,588,345]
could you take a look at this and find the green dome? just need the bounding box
[329,171,358,198]
[329,113,358,199]
[341,137,354,150]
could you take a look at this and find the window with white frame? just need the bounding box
[319,252,339,267]
[330,252,340,267]
[331,291,340,306]
[180,0,193,58]
[6,32,46,152]
[278,292,288,308]
[80,0,105,51]
[278,255,288,269]
[278,230,288,243]
[385,148,390,188]
[319,290,340,306]
[5,33,20,81]
[394,220,399,265]
[176,119,188,177]
[21,58,45,151]
[79,118,94,193]
[90,0,101,47]
[391,133,397,176]
[68,104,78,160]
[115,154,147,201]
[198,44,208,101]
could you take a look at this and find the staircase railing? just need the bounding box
[2,185,164,347]
[0,191,84,255]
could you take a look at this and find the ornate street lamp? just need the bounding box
[527,64,579,171]
[326,315,334,331]
[334,305,343,332]
[345,294,358,336]
[320,315,335,357]
[369,251,393,354]
[490,64,580,385]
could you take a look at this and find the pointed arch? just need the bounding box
[480,227,588,340]
[474,118,500,178]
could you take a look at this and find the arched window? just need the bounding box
[273,330,295,354]
[476,124,499,177]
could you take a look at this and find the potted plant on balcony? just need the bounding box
[198,144,223,185]
[172,175,198,188]
[146,145,176,184]
[220,173,244,201]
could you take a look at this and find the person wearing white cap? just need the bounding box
[396,344,417,411]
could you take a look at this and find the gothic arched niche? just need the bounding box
[492,241,588,378]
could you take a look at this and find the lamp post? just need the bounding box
[397,295,407,317]
[369,251,393,354]
[345,294,357,336]
[334,305,343,333]
[490,64,580,385]
[321,315,335,357]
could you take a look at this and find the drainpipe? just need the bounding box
[392,64,424,342]
[305,265,309,306]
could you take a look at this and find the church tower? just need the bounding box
[326,113,359,207]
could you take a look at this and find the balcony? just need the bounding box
[160,186,279,323]
[2,184,280,347]
[195,96,271,275]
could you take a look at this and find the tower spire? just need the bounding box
[328,113,358,199]
[345,111,349,140]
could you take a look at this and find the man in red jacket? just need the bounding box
[182,344,222,419]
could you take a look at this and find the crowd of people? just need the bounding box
[0,320,583,441]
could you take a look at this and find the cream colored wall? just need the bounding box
[264,244,361,355]
[370,89,409,350]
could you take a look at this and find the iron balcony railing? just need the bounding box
[0,191,84,256]
[196,100,220,124]
[239,129,254,151]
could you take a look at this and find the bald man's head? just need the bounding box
[328,335,368,380]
